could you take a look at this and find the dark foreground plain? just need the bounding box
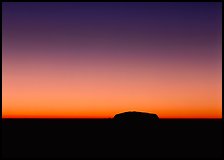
[2,119,222,159]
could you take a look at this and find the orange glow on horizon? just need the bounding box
[2,59,222,119]
[2,2,222,120]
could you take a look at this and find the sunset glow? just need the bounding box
[2,2,222,118]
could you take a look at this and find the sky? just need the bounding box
[2,2,222,118]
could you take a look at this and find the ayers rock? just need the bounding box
[113,111,159,123]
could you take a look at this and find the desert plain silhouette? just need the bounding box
[2,111,222,159]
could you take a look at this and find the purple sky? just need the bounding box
[2,2,222,118]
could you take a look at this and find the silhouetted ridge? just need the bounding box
[114,111,159,120]
[113,111,159,128]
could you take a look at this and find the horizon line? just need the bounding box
[2,117,222,120]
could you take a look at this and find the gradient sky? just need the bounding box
[2,2,222,118]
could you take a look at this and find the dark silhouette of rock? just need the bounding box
[113,111,159,128]
[114,111,159,121]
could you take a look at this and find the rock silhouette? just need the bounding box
[114,111,159,120]
[113,111,159,127]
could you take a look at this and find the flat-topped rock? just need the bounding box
[114,111,159,119]
[113,111,159,126]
